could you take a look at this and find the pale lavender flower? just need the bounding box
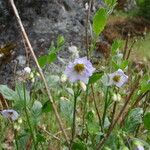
[135,145,144,150]
[1,109,19,121]
[108,69,128,87]
[64,57,95,84]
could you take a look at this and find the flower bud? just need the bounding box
[112,93,121,102]
[79,81,87,91]
[60,74,67,83]
[24,67,31,74]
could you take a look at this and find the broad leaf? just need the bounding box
[93,8,107,36]
[0,85,17,100]
[89,72,103,84]
[143,112,150,131]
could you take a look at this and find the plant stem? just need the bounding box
[102,87,109,127]
[13,125,19,150]
[85,0,92,59]
[91,84,103,131]
[82,84,89,133]
[23,83,37,150]
[110,101,117,125]
[71,86,80,148]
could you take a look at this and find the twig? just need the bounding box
[123,33,130,60]
[126,39,136,60]
[9,0,69,145]
[120,90,149,126]
[91,85,103,131]
[85,0,92,59]
[39,126,61,141]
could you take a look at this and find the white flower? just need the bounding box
[1,109,19,121]
[108,69,128,87]
[24,67,31,74]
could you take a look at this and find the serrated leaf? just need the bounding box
[0,85,17,100]
[143,112,150,131]
[89,72,103,84]
[93,8,107,36]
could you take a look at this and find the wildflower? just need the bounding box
[135,145,144,150]
[0,109,19,121]
[64,57,95,84]
[24,67,31,74]
[108,69,128,87]
[134,140,145,150]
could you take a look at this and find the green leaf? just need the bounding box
[47,53,57,64]
[111,40,123,54]
[38,53,57,67]
[60,99,73,123]
[86,111,99,134]
[143,112,150,131]
[124,108,143,133]
[112,60,119,70]
[48,41,56,54]
[38,55,48,67]
[72,139,87,150]
[15,83,30,108]
[89,72,103,84]
[32,100,42,117]
[42,100,52,113]
[46,75,60,87]
[57,35,65,48]
[105,0,117,7]
[120,60,129,69]
[0,85,17,100]
[36,133,46,143]
[93,8,107,36]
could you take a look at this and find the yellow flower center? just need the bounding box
[74,64,85,73]
[113,75,121,82]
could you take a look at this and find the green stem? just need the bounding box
[13,124,19,150]
[102,86,109,127]
[71,85,81,147]
[23,83,37,150]
[82,84,89,133]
